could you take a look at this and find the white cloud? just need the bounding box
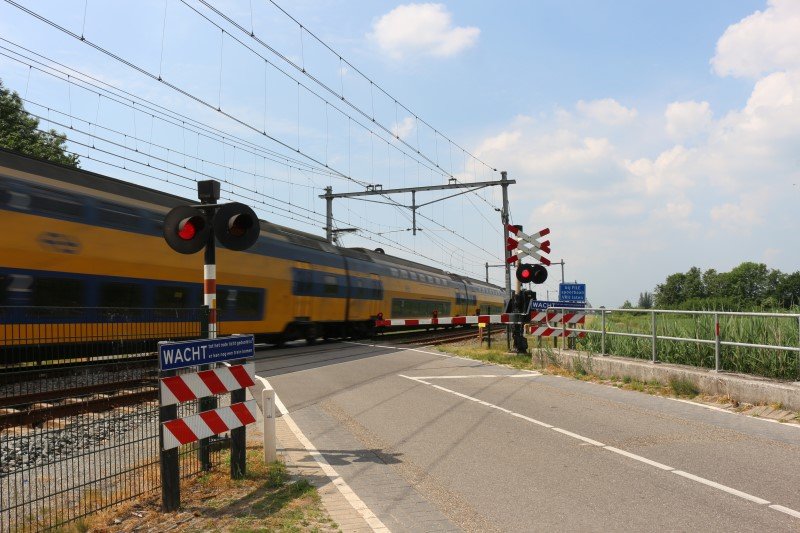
[712,0,800,78]
[710,201,763,232]
[665,101,712,141]
[369,4,480,60]
[392,116,416,139]
[576,98,637,125]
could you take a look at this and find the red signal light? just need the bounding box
[521,268,532,280]
[178,219,197,240]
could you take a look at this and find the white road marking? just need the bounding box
[603,446,673,471]
[255,376,389,532]
[672,471,770,505]
[410,373,541,380]
[770,505,800,519]
[400,373,800,521]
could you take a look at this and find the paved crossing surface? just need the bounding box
[254,341,800,532]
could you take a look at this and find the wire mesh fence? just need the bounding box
[0,306,225,532]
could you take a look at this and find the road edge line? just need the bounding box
[255,375,390,532]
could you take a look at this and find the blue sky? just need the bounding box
[1,0,798,306]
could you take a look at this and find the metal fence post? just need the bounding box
[651,311,658,363]
[230,358,247,479]
[159,368,180,511]
[714,313,721,372]
[797,316,800,381]
[601,309,606,356]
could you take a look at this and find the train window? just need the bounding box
[237,290,262,319]
[390,268,399,277]
[100,282,143,308]
[400,270,408,280]
[323,275,338,295]
[293,269,313,295]
[351,278,363,298]
[409,272,417,281]
[0,274,8,305]
[369,280,383,299]
[29,187,83,220]
[155,285,189,308]
[97,201,140,231]
[31,277,83,307]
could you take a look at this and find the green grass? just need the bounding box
[576,312,800,380]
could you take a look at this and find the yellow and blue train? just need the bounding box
[0,148,506,350]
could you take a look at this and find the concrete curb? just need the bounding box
[532,349,800,412]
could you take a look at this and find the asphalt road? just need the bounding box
[254,340,800,532]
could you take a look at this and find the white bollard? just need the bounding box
[262,387,277,463]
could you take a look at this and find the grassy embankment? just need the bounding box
[437,341,702,399]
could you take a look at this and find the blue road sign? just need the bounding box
[528,300,586,313]
[559,283,586,302]
[159,335,255,371]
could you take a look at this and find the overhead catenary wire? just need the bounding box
[3,3,504,280]
[0,42,344,183]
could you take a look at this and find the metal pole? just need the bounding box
[560,260,565,284]
[199,184,218,471]
[159,367,179,511]
[601,309,606,355]
[500,171,511,352]
[230,358,247,479]
[324,186,333,244]
[714,313,721,372]
[485,262,489,283]
[651,311,658,363]
[411,190,417,236]
[500,171,511,297]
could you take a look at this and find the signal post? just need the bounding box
[506,224,551,353]
[160,181,261,509]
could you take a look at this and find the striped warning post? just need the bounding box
[530,312,586,324]
[527,326,586,338]
[162,400,258,450]
[160,363,255,406]
[376,313,525,327]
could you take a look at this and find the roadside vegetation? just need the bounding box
[79,447,338,532]
[576,312,799,380]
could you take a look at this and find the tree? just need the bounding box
[0,79,78,167]
[725,262,770,304]
[654,272,686,307]
[621,300,633,309]
[637,291,653,309]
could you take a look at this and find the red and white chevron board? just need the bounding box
[529,312,586,324]
[376,313,524,327]
[160,363,255,406]
[507,248,552,266]
[527,326,586,338]
[162,400,258,450]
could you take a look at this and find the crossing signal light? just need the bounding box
[164,206,211,254]
[516,263,548,284]
[164,203,260,254]
[214,202,260,251]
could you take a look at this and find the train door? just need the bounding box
[293,261,312,321]
[368,273,381,317]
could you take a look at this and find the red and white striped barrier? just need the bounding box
[376,313,525,327]
[530,311,586,325]
[160,363,255,406]
[527,326,586,338]
[162,400,258,450]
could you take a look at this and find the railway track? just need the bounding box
[0,327,503,429]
